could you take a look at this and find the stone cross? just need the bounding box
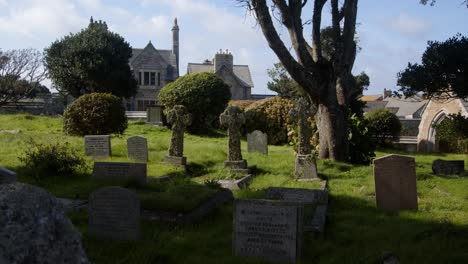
[289,97,317,155]
[220,106,245,161]
[167,105,192,157]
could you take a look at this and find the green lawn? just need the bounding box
[1,114,467,263]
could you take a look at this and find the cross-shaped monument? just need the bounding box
[220,106,249,174]
[163,105,192,166]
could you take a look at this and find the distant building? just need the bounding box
[126,18,180,111]
[187,50,253,100]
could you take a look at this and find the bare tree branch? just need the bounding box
[312,0,327,62]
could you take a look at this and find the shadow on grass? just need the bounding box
[186,161,216,177]
[188,128,226,138]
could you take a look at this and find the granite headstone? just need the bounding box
[127,136,148,162]
[247,130,268,155]
[84,135,111,159]
[92,162,147,186]
[146,106,163,126]
[432,159,465,175]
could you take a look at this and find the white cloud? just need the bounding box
[389,13,431,38]
[0,0,8,7]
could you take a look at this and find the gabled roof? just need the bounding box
[360,95,383,102]
[130,42,177,69]
[383,97,428,118]
[187,63,254,88]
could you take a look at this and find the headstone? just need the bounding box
[220,106,249,174]
[432,159,465,175]
[266,187,327,205]
[0,183,89,263]
[84,135,111,159]
[373,154,418,211]
[92,162,147,186]
[295,154,319,180]
[247,130,268,155]
[88,186,140,240]
[146,106,163,126]
[233,199,303,263]
[127,136,148,162]
[163,105,192,166]
[0,167,17,184]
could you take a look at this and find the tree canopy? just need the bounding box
[44,18,137,98]
[397,34,468,100]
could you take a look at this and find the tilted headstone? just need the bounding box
[88,186,140,240]
[373,154,418,211]
[92,162,147,186]
[247,130,268,155]
[84,135,111,159]
[432,159,465,175]
[127,136,148,162]
[220,106,248,173]
[163,105,192,166]
[233,199,303,263]
[0,167,17,184]
[146,106,163,126]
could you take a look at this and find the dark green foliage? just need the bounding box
[19,140,87,180]
[158,72,231,132]
[44,18,137,98]
[349,72,370,117]
[433,113,468,153]
[397,34,468,100]
[203,179,222,189]
[244,96,295,145]
[365,108,402,146]
[266,63,304,98]
[348,114,376,164]
[63,93,127,136]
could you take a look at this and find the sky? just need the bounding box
[0,0,467,95]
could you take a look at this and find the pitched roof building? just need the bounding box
[187,50,253,100]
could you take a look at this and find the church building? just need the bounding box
[126,18,180,111]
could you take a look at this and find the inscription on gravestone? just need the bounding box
[233,199,303,263]
[147,106,163,125]
[247,130,268,155]
[84,135,111,159]
[127,136,148,162]
[88,186,140,240]
[266,187,327,205]
[373,154,418,212]
[93,162,147,186]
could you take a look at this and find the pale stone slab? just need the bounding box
[146,106,163,125]
[88,186,140,240]
[217,174,254,190]
[295,154,318,180]
[373,154,418,212]
[127,136,148,162]
[92,162,147,186]
[84,135,111,159]
[233,199,303,263]
[0,167,17,184]
[432,159,465,175]
[247,130,268,155]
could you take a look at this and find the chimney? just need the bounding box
[383,88,392,99]
[172,17,180,77]
[214,49,233,73]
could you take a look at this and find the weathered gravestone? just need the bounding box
[0,167,17,184]
[0,183,89,263]
[93,162,147,186]
[146,106,163,126]
[432,159,465,175]
[88,186,140,240]
[373,154,418,211]
[84,135,111,159]
[247,130,268,155]
[163,105,192,166]
[127,136,148,162]
[233,199,303,263]
[220,106,249,174]
[289,98,318,180]
[266,187,328,205]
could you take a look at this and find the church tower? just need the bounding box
[172,18,180,77]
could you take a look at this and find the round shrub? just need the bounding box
[63,93,127,136]
[365,108,401,146]
[158,72,231,132]
[244,96,295,145]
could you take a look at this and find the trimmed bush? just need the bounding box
[244,97,295,145]
[158,72,231,132]
[63,93,127,136]
[365,108,401,146]
[348,114,376,164]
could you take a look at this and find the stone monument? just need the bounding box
[146,105,163,126]
[432,159,465,175]
[92,162,147,186]
[163,105,192,166]
[127,136,148,162]
[289,98,318,180]
[220,106,248,174]
[247,130,268,155]
[84,135,111,159]
[373,154,418,211]
[88,186,140,240]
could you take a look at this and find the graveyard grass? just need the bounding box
[1,114,467,263]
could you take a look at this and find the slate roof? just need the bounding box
[187,63,254,88]
[130,47,177,68]
[363,101,388,112]
[360,94,383,102]
[383,97,428,118]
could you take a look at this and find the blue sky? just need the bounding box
[0,0,467,95]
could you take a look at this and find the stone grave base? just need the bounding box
[295,154,319,180]
[217,174,254,190]
[141,188,233,224]
[163,155,187,166]
[432,159,465,175]
[224,159,249,174]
